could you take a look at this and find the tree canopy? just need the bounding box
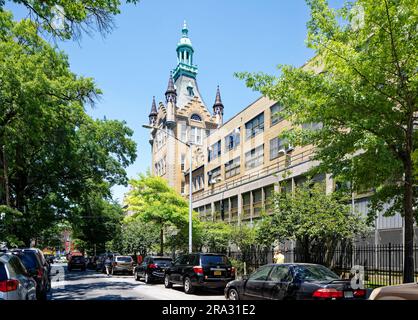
[125,173,193,254]
[0,10,136,246]
[1,0,140,39]
[237,0,417,282]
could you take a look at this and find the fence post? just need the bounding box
[389,243,392,286]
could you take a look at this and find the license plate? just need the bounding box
[214,271,222,276]
[344,291,354,298]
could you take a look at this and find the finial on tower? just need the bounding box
[213,85,224,115]
[182,20,188,37]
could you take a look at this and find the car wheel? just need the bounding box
[228,288,239,300]
[164,274,172,288]
[184,277,195,294]
[145,272,151,284]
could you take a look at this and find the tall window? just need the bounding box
[208,166,221,184]
[245,145,264,169]
[181,154,185,171]
[208,140,221,162]
[225,157,240,179]
[245,112,264,140]
[180,123,187,142]
[225,129,240,151]
[270,137,286,160]
[190,126,203,145]
[270,104,283,126]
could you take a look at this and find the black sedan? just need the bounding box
[225,263,367,300]
[135,256,172,283]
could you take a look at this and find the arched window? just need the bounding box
[191,114,202,122]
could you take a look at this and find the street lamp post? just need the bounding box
[143,124,195,253]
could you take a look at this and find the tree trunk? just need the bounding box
[159,227,164,255]
[403,153,415,283]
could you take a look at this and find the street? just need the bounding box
[49,264,225,300]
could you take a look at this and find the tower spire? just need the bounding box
[213,86,224,114]
[213,86,224,127]
[165,72,177,104]
[149,96,157,125]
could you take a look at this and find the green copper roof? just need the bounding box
[174,20,198,81]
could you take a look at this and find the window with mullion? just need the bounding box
[245,112,264,140]
[225,157,241,179]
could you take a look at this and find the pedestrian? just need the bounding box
[105,255,112,276]
[273,248,285,264]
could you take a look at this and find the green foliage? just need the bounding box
[198,221,232,253]
[71,194,124,254]
[2,0,140,40]
[236,0,417,280]
[257,181,368,264]
[125,173,190,254]
[0,11,136,246]
[236,0,418,219]
[110,217,160,256]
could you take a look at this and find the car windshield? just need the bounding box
[153,259,171,265]
[293,265,340,282]
[200,255,230,266]
[0,262,7,281]
[116,256,132,262]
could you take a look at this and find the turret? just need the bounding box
[148,96,158,126]
[165,72,177,105]
[213,86,224,127]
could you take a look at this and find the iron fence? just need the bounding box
[227,243,418,288]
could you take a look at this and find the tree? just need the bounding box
[1,0,140,40]
[0,11,136,245]
[237,0,417,282]
[112,217,160,256]
[71,194,124,255]
[197,221,232,253]
[257,181,367,266]
[125,174,191,255]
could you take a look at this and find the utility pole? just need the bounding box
[2,145,10,206]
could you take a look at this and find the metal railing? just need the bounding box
[193,146,316,202]
[227,244,418,288]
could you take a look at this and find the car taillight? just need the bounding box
[231,267,236,275]
[37,268,43,278]
[0,279,19,292]
[112,262,117,266]
[148,264,157,269]
[354,289,367,297]
[312,288,344,299]
[193,266,203,275]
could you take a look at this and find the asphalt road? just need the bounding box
[49,263,225,300]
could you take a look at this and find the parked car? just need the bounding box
[369,282,418,300]
[225,263,367,300]
[164,253,235,294]
[10,249,50,300]
[135,256,172,283]
[111,256,134,275]
[68,255,86,271]
[96,252,120,273]
[0,253,37,300]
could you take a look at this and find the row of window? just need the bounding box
[180,124,213,145]
[207,104,283,163]
[155,129,167,150]
[154,156,166,177]
[206,137,294,182]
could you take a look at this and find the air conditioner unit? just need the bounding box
[278,148,286,156]
[286,145,294,152]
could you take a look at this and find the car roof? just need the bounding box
[148,256,172,259]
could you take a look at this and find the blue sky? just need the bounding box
[6,0,343,203]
